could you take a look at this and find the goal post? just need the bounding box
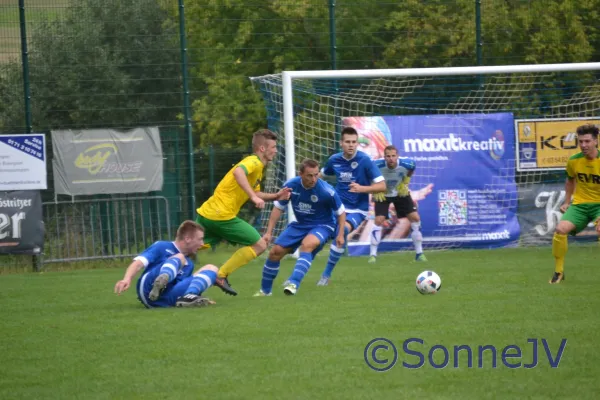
[251,62,600,254]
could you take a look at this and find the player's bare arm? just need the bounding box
[348,180,386,194]
[262,206,283,244]
[256,187,292,202]
[335,212,347,248]
[233,166,265,209]
[114,259,145,294]
[560,177,575,213]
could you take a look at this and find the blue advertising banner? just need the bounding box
[345,113,520,255]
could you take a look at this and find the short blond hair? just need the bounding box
[176,220,204,240]
[252,129,278,152]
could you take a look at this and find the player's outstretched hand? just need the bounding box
[348,182,364,193]
[559,203,570,213]
[276,187,292,201]
[114,279,130,295]
[262,232,272,245]
[410,183,434,202]
[251,195,265,209]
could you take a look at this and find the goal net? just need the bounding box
[250,63,600,255]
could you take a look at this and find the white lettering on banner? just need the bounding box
[403,134,504,153]
[0,198,33,210]
[0,212,26,240]
[534,190,565,236]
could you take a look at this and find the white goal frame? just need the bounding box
[281,62,600,183]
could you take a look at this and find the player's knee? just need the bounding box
[268,245,286,261]
[253,238,268,255]
[197,264,218,273]
[555,221,573,235]
[299,238,320,252]
[374,216,386,226]
[408,212,420,223]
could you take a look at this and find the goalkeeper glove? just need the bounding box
[373,192,387,202]
[396,176,411,197]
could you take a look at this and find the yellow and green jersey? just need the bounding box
[566,150,600,205]
[198,155,265,220]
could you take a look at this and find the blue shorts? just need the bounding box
[137,273,193,308]
[346,212,367,231]
[275,223,336,255]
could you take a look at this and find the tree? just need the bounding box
[0,0,182,132]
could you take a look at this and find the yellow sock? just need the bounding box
[218,246,257,278]
[551,233,568,274]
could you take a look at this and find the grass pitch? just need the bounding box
[1,245,599,399]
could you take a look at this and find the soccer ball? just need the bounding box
[416,270,442,294]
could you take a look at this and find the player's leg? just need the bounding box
[199,215,264,296]
[394,195,425,261]
[285,226,333,295]
[369,200,391,263]
[174,264,219,307]
[319,213,365,285]
[551,204,587,283]
[149,254,187,301]
[255,241,293,296]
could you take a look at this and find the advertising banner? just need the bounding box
[517,182,597,245]
[515,117,600,171]
[0,190,44,255]
[345,113,520,255]
[0,134,47,191]
[52,127,163,196]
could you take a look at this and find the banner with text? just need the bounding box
[0,191,44,255]
[51,127,163,196]
[0,134,47,191]
[345,113,520,255]
[517,182,597,245]
[515,117,600,171]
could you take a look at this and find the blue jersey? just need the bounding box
[274,177,345,229]
[373,157,416,198]
[134,241,195,297]
[321,150,384,215]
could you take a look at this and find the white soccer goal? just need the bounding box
[251,63,600,255]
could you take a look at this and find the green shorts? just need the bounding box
[561,203,600,234]
[196,214,261,248]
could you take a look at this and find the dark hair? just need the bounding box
[176,220,204,240]
[252,129,278,151]
[384,145,398,153]
[576,124,599,139]
[341,126,358,140]
[299,158,319,173]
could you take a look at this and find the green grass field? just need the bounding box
[1,245,599,399]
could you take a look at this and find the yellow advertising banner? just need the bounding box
[515,118,600,171]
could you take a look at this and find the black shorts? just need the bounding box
[374,195,416,218]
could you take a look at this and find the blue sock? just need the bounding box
[184,270,217,295]
[261,259,280,294]
[288,252,313,287]
[323,245,344,278]
[159,257,182,283]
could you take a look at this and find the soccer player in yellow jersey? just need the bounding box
[550,123,600,284]
[196,129,291,295]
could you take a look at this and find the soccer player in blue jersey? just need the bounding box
[114,220,218,308]
[369,145,426,263]
[317,126,386,286]
[254,159,346,296]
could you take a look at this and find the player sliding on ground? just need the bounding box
[195,129,292,296]
[550,123,600,284]
[369,145,426,263]
[113,220,218,308]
